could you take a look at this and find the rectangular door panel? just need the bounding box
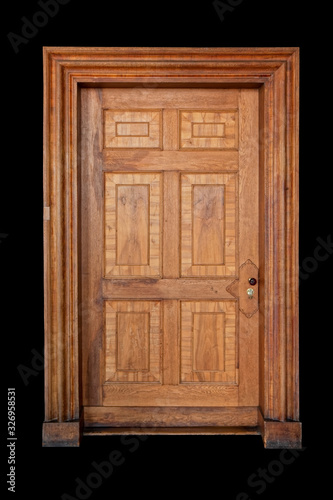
[179,110,238,149]
[180,301,237,383]
[181,173,237,277]
[104,109,162,149]
[192,184,225,265]
[105,300,161,383]
[104,172,161,277]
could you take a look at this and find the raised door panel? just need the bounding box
[180,301,237,383]
[104,172,161,277]
[179,110,238,149]
[104,110,162,148]
[104,300,161,383]
[181,173,237,277]
[192,185,225,265]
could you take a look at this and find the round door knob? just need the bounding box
[248,277,257,286]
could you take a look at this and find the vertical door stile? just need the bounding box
[162,107,180,386]
[238,89,260,406]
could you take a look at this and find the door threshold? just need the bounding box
[83,426,261,436]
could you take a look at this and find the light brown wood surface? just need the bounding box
[81,87,259,412]
[43,47,300,448]
[105,172,161,276]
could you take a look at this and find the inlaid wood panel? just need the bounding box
[193,313,225,370]
[104,173,161,277]
[104,110,162,148]
[105,300,161,382]
[180,110,238,149]
[192,185,225,265]
[116,185,149,266]
[180,301,237,383]
[181,173,237,277]
[117,312,150,370]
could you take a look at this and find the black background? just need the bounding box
[2,1,332,498]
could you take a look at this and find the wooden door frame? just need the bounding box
[42,47,301,448]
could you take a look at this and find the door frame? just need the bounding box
[42,47,301,448]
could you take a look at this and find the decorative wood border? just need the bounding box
[42,47,300,448]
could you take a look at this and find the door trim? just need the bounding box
[42,47,300,448]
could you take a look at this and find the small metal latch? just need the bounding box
[247,288,254,299]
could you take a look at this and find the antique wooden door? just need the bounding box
[80,87,260,429]
[43,47,301,447]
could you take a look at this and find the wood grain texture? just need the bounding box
[102,150,238,171]
[163,172,180,278]
[84,427,260,436]
[258,410,302,448]
[42,421,82,447]
[43,47,300,447]
[180,301,237,383]
[163,300,179,385]
[258,57,300,425]
[104,301,161,383]
[193,313,225,371]
[102,278,236,300]
[104,172,161,277]
[117,312,150,370]
[181,173,237,277]
[103,383,239,407]
[180,110,238,149]
[102,87,239,110]
[84,406,258,427]
[80,88,105,407]
[238,89,259,407]
[104,109,161,148]
[116,185,149,265]
[285,50,300,422]
[192,185,225,265]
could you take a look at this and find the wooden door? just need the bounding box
[80,87,259,430]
